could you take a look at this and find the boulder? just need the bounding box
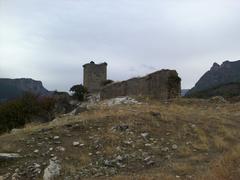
[70,106,88,115]
[43,159,61,180]
[0,153,21,161]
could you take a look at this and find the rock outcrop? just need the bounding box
[186,60,240,97]
[100,70,181,100]
[0,78,51,102]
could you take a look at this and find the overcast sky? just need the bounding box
[1,0,240,91]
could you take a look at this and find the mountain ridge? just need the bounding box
[186,60,240,97]
[0,78,51,102]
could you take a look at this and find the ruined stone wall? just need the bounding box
[100,70,181,100]
[83,62,107,93]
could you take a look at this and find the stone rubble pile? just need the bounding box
[103,96,141,106]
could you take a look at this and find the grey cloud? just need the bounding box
[1,0,240,91]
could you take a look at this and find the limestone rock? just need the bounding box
[0,153,21,161]
[43,160,61,180]
[70,106,88,115]
[104,97,141,106]
[161,147,169,152]
[172,144,178,150]
[53,136,60,140]
[141,133,149,139]
[56,146,65,152]
[34,149,39,153]
[73,142,80,147]
[10,128,21,134]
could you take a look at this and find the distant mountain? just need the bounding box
[0,78,51,102]
[186,60,240,98]
[186,82,240,99]
[181,89,189,96]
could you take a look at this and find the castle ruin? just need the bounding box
[100,70,181,100]
[83,61,181,100]
[83,61,107,93]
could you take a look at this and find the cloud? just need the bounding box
[1,0,240,91]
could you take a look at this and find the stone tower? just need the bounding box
[83,61,107,93]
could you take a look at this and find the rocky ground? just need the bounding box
[0,97,240,180]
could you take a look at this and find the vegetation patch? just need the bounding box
[0,93,55,134]
[186,82,240,99]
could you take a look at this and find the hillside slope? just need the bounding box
[0,78,50,102]
[0,98,240,179]
[186,82,240,99]
[187,60,240,97]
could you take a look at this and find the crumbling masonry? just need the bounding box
[100,70,181,100]
[83,61,181,100]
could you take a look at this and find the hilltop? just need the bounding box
[0,97,239,179]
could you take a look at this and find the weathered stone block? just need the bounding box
[100,70,181,100]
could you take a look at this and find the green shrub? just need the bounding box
[70,84,88,101]
[0,92,55,134]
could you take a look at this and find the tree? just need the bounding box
[70,84,88,101]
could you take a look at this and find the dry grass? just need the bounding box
[198,145,240,180]
[0,98,240,179]
[171,162,194,175]
[178,146,193,157]
[213,136,228,151]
